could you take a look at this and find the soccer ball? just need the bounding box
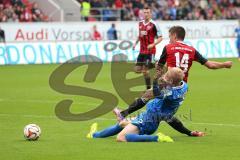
[23,124,41,141]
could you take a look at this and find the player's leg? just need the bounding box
[135,54,152,89]
[117,125,172,142]
[142,65,151,89]
[114,66,165,120]
[166,116,205,137]
[114,55,156,120]
[118,107,205,137]
[118,99,175,142]
[119,119,131,128]
[121,89,153,117]
[114,89,154,121]
[116,123,140,142]
[134,65,143,73]
[117,122,173,142]
[134,54,144,73]
[142,54,154,90]
[87,123,123,138]
[125,132,174,142]
[117,112,153,142]
[166,117,192,136]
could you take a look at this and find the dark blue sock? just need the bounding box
[125,134,158,142]
[93,124,123,138]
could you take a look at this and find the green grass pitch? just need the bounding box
[0,58,240,160]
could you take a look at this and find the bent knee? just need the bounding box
[119,120,130,128]
[116,134,126,142]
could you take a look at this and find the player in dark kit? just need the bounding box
[114,26,232,137]
[133,7,163,89]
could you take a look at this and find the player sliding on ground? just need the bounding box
[113,26,233,137]
[87,68,187,142]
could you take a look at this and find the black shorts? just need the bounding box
[136,54,154,68]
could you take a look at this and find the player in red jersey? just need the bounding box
[114,26,232,137]
[133,7,163,89]
[157,26,232,82]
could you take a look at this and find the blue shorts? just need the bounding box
[131,99,176,135]
[131,111,160,135]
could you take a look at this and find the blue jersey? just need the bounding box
[131,81,188,135]
[147,81,188,119]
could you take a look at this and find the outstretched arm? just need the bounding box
[194,50,233,69]
[204,61,232,69]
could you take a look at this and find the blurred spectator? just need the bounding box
[0,0,49,22]
[90,0,102,8]
[79,0,240,21]
[107,23,117,40]
[80,0,91,21]
[90,0,102,20]
[92,25,102,40]
[122,2,135,21]
[0,27,5,43]
[114,0,123,9]
[102,2,119,21]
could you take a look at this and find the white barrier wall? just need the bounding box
[0,38,238,65]
[0,20,238,42]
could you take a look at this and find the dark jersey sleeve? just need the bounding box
[153,22,162,38]
[195,50,208,65]
[158,46,167,66]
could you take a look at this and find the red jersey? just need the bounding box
[138,19,162,55]
[158,41,208,82]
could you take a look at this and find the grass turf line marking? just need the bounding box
[189,122,240,127]
[0,113,240,128]
[1,98,240,127]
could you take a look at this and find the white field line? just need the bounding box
[0,113,240,128]
[1,98,240,128]
[188,122,240,127]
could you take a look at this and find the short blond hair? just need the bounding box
[167,67,184,85]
